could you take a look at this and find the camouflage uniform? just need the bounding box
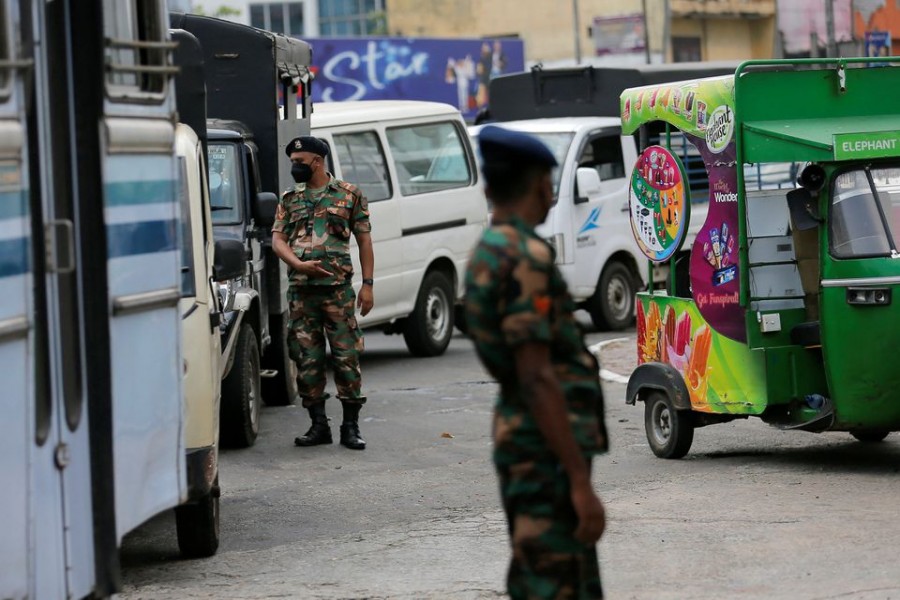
[465,215,608,600]
[272,175,371,408]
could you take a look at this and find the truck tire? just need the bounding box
[403,271,454,357]
[588,261,636,331]
[220,323,261,448]
[175,476,220,559]
[261,313,298,407]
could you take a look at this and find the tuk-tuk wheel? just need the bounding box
[644,391,694,459]
[850,429,890,443]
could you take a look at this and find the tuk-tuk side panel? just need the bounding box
[758,345,828,407]
[820,284,900,429]
[636,293,765,415]
[622,76,747,343]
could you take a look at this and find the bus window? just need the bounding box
[103,0,172,97]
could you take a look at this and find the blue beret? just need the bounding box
[478,125,558,169]
[286,136,329,158]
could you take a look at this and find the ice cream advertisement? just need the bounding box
[621,76,745,343]
[637,295,765,414]
[629,145,690,263]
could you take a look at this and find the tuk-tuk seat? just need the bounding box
[790,320,821,348]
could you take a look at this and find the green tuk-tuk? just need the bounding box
[620,58,900,458]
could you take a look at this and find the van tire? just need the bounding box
[175,476,220,559]
[261,313,298,407]
[220,324,261,448]
[588,261,635,331]
[454,305,469,336]
[404,271,454,357]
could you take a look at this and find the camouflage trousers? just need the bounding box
[497,458,603,600]
[287,285,365,408]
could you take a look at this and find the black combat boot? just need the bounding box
[294,402,332,446]
[339,400,366,450]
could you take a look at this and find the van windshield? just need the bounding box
[526,132,574,198]
[831,165,900,258]
[208,142,243,224]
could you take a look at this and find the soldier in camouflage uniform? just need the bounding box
[272,136,374,450]
[465,126,609,599]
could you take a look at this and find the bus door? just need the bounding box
[22,0,101,597]
[0,1,32,598]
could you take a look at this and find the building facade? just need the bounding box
[184,0,784,65]
[184,0,386,37]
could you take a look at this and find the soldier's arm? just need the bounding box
[514,343,605,545]
[503,242,605,545]
[355,231,374,316]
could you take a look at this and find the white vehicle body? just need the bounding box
[312,100,489,356]
[471,117,709,330]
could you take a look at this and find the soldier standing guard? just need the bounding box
[465,126,609,599]
[272,136,375,450]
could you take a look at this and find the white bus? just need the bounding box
[1,1,197,597]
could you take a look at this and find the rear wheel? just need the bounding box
[220,323,261,448]
[175,476,220,559]
[588,261,636,331]
[261,313,298,407]
[850,429,890,443]
[644,391,694,459]
[403,271,454,357]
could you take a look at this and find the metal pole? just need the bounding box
[825,0,837,57]
[642,0,652,64]
[662,0,671,63]
[573,0,582,65]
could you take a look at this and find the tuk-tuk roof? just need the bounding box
[620,59,900,164]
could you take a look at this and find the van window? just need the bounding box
[103,0,172,97]
[333,131,392,202]
[577,134,625,182]
[386,121,472,196]
[208,142,244,224]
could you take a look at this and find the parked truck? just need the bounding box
[476,63,742,330]
[170,13,314,446]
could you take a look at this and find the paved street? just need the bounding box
[121,322,900,600]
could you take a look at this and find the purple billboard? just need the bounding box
[307,37,526,120]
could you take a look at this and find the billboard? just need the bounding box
[307,37,525,120]
[591,14,646,56]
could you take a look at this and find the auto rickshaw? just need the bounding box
[620,57,900,458]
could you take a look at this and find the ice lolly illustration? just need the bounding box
[710,228,722,269]
[686,325,713,408]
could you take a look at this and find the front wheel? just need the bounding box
[588,261,636,331]
[850,429,890,443]
[644,391,694,459]
[403,271,454,357]
[175,476,220,559]
[220,323,261,448]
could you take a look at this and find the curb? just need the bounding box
[589,337,633,385]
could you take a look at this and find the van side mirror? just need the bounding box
[253,192,279,229]
[213,239,247,281]
[575,167,602,205]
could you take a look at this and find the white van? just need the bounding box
[312,101,489,356]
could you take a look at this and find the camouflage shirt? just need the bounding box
[272,175,371,287]
[464,215,608,466]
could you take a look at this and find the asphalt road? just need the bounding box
[121,323,900,600]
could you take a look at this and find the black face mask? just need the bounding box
[291,162,313,183]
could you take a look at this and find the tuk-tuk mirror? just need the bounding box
[787,188,821,231]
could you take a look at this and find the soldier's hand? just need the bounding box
[570,481,606,545]
[358,285,374,317]
[299,260,331,278]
